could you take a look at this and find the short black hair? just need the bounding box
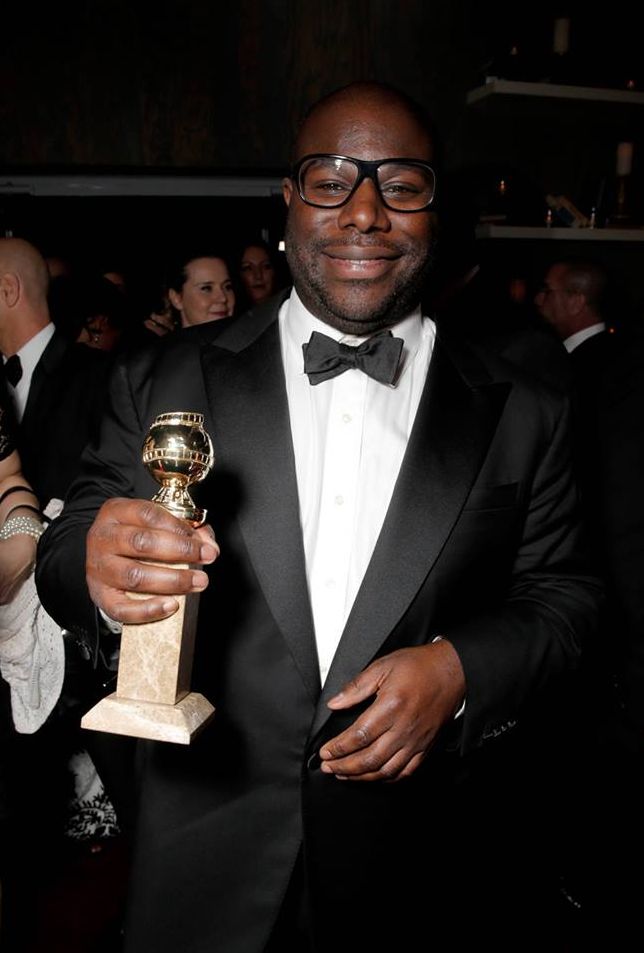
[291,80,438,166]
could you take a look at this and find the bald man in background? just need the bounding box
[0,238,111,507]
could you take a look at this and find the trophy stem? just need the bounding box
[81,562,215,744]
[152,481,206,526]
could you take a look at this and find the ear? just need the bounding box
[567,290,586,317]
[168,288,182,313]
[0,272,21,308]
[282,177,293,207]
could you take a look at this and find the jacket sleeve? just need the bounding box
[445,393,603,754]
[35,355,149,638]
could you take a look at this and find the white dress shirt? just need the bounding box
[280,290,435,683]
[4,322,56,422]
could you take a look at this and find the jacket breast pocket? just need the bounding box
[463,482,519,511]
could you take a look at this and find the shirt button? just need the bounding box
[342,413,352,423]
[335,495,344,505]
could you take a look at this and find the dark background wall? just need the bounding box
[1,1,642,314]
[2,0,489,171]
[2,2,639,171]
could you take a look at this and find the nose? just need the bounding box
[336,177,391,233]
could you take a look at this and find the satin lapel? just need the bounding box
[311,334,511,735]
[200,314,321,703]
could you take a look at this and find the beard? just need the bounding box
[285,221,435,335]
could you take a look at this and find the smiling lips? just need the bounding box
[324,245,401,278]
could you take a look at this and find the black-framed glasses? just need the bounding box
[291,154,436,212]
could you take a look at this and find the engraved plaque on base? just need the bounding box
[82,412,216,744]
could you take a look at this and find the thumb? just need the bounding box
[327,661,384,710]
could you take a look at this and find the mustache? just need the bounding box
[315,236,404,253]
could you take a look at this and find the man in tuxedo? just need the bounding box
[533,261,620,923]
[36,82,600,952]
[0,237,111,508]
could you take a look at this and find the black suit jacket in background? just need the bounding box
[35,294,601,952]
[17,330,111,508]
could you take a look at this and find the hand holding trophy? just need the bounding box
[81,411,216,744]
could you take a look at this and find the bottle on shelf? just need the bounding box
[606,141,635,226]
[541,15,575,85]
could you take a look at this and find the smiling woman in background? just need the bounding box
[168,251,236,328]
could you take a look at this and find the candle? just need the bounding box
[616,142,634,177]
[553,17,570,55]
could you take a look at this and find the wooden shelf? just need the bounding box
[467,79,644,106]
[475,225,644,241]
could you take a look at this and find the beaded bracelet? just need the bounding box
[0,514,44,541]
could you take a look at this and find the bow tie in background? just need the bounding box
[302,329,404,386]
[4,354,23,387]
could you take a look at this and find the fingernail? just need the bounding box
[199,543,218,563]
[161,599,179,615]
[191,570,209,590]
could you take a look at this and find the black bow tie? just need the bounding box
[4,354,22,387]
[302,330,404,386]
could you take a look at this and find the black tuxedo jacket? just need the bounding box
[597,328,644,729]
[36,293,600,952]
[17,330,111,507]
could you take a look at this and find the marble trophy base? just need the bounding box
[81,690,215,744]
[81,567,215,744]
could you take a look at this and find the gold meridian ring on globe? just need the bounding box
[142,412,214,527]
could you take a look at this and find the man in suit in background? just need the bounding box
[0,237,111,508]
[535,258,613,514]
[36,82,600,952]
[0,238,126,953]
[534,257,639,932]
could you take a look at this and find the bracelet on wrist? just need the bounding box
[0,514,44,541]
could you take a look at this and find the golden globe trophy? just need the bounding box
[81,412,216,744]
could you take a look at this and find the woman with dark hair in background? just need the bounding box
[167,250,236,328]
[235,238,289,310]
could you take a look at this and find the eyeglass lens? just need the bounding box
[298,157,434,210]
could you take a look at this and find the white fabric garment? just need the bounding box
[280,290,435,683]
[0,572,64,733]
[0,497,65,732]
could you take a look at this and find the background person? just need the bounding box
[167,250,236,328]
[236,238,288,309]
